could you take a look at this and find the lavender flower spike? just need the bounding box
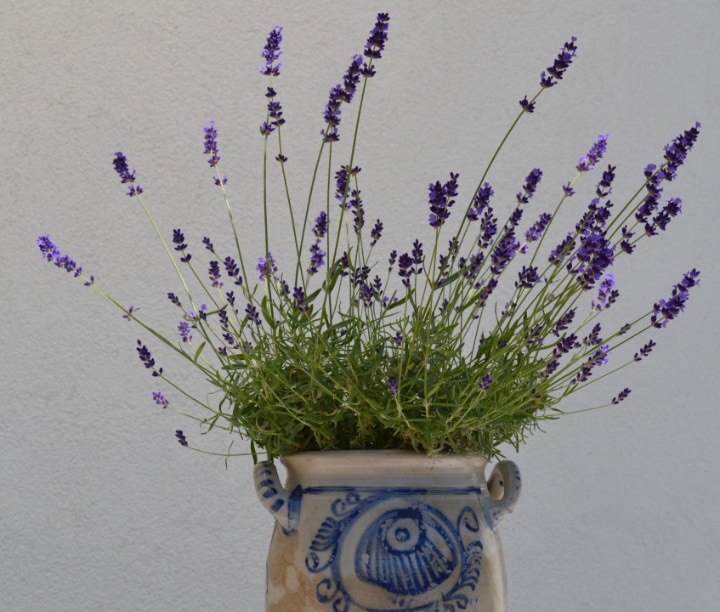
[37,234,93,284]
[260,26,283,76]
[112,152,143,196]
[203,121,220,167]
[577,134,609,172]
[651,269,700,328]
[540,36,578,88]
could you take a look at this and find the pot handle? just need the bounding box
[482,460,521,531]
[253,461,301,534]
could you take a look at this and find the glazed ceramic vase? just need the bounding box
[254,451,520,611]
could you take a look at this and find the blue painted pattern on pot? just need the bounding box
[254,451,520,611]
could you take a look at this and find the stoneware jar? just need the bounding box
[254,450,520,611]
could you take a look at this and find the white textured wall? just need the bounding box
[2,1,719,610]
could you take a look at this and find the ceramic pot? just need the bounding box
[254,450,520,611]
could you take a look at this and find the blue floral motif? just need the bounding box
[305,487,484,611]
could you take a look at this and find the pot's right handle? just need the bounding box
[482,460,521,531]
[253,461,302,534]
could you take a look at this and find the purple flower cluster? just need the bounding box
[428,172,459,228]
[634,340,656,362]
[370,219,383,247]
[363,13,390,62]
[540,36,578,88]
[112,152,143,197]
[293,286,309,313]
[203,121,220,167]
[178,320,192,343]
[257,253,278,281]
[37,235,93,285]
[153,391,169,408]
[636,123,701,236]
[651,269,700,328]
[223,256,243,286]
[136,340,163,376]
[612,388,631,405]
[591,273,619,311]
[467,183,494,222]
[172,229,191,263]
[261,86,286,138]
[321,14,389,142]
[398,240,423,288]
[322,57,363,142]
[516,168,543,204]
[260,26,283,76]
[525,212,552,243]
[175,430,188,447]
[245,303,262,326]
[577,134,608,172]
[208,260,222,289]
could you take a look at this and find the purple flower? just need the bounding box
[428,172,459,228]
[257,253,278,281]
[122,305,135,321]
[651,269,700,328]
[663,122,701,181]
[562,182,575,197]
[202,236,215,253]
[112,152,143,196]
[596,164,616,198]
[175,430,188,447]
[516,168,543,204]
[577,134,609,172]
[218,308,230,329]
[265,86,286,132]
[136,340,163,377]
[519,95,536,113]
[245,303,262,326]
[634,340,656,362]
[387,377,399,398]
[321,57,363,142]
[571,344,609,384]
[612,388,631,405]
[178,321,192,343]
[293,286,309,313]
[203,121,220,167]
[516,265,541,289]
[167,292,182,307]
[224,256,243,285]
[525,212,552,243]
[582,323,603,347]
[370,219,383,246]
[260,26,283,76]
[172,229,191,263]
[308,240,326,275]
[363,13,390,61]
[591,273,619,311]
[152,392,169,408]
[552,309,576,336]
[540,36,578,88]
[208,260,222,289]
[335,165,361,204]
[479,374,492,391]
[467,182,494,222]
[313,211,328,238]
[36,235,92,283]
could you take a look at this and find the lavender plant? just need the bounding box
[38,14,702,461]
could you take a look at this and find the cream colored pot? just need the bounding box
[254,450,520,611]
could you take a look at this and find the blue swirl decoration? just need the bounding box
[305,489,483,611]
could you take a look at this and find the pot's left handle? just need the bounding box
[253,461,301,534]
[482,460,521,531]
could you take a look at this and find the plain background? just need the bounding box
[2,1,718,610]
